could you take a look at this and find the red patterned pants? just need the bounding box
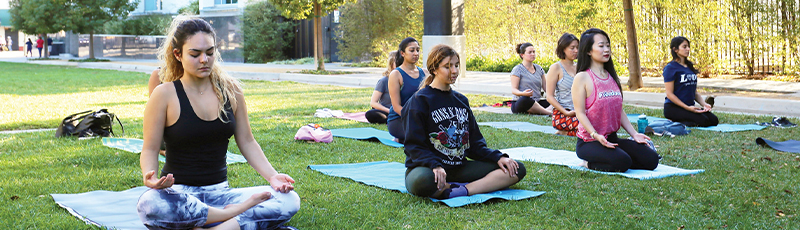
[552,109,579,136]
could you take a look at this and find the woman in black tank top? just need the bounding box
[137,16,300,230]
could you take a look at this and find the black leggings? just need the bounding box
[663,103,719,127]
[404,160,527,197]
[387,118,404,143]
[365,109,388,124]
[511,96,550,114]
[576,133,660,172]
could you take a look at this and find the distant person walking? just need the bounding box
[662,36,718,127]
[7,37,13,52]
[25,39,33,57]
[47,37,53,57]
[36,37,44,58]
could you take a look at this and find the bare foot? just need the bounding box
[578,160,589,168]
[223,191,271,211]
[555,130,569,136]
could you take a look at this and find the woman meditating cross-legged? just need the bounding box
[403,44,526,199]
[137,16,300,230]
[387,37,426,143]
[571,28,660,172]
[364,51,398,124]
[545,33,580,136]
[662,36,718,127]
[510,42,552,115]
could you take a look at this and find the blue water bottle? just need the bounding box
[637,114,648,134]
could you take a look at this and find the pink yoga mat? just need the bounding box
[336,112,369,123]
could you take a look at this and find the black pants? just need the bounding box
[404,160,527,197]
[365,109,388,124]
[663,103,719,127]
[576,133,660,172]
[511,96,550,114]
[387,118,404,143]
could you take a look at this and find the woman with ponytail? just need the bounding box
[571,28,660,172]
[662,36,718,127]
[402,44,526,199]
[510,42,552,115]
[386,37,426,143]
[138,16,300,230]
[364,51,398,124]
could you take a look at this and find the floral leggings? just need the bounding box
[137,181,300,230]
[552,109,579,136]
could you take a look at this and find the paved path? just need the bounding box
[2,52,800,117]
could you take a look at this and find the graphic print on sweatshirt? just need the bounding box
[428,107,470,165]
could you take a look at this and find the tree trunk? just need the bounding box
[44,34,49,58]
[623,0,642,91]
[89,32,95,59]
[313,1,325,71]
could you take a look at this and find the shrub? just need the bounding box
[103,13,172,35]
[241,0,297,63]
[466,56,558,73]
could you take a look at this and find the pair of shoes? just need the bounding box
[773,116,797,128]
[644,126,675,138]
[705,95,715,108]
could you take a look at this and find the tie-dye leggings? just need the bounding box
[137,181,300,230]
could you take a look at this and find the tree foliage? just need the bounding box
[9,0,72,35]
[335,0,423,65]
[242,0,297,63]
[103,14,172,35]
[178,0,200,15]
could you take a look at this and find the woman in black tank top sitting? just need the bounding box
[137,16,300,230]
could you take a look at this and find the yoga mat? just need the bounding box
[102,138,248,164]
[329,128,403,148]
[626,114,669,123]
[335,112,369,123]
[692,124,766,132]
[756,137,800,154]
[478,122,557,134]
[308,161,544,207]
[472,106,513,114]
[500,147,704,180]
[51,187,149,230]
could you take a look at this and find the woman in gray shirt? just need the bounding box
[510,43,552,115]
[365,51,397,124]
[545,33,580,136]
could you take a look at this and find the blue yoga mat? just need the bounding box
[308,161,544,207]
[757,137,800,154]
[692,124,766,132]
[478,122,557,134]
[51,187,149,230]
[102,138,248,164]
[329,128,403,148]
[627,114,669,123]
[500,147,704,180]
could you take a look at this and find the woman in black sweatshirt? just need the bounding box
[402,44,527,199]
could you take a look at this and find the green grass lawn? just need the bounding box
[1,61,798,229]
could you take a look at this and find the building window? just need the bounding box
[215,0,238,4]
[145,0,157,11]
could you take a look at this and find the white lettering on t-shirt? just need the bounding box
[598,91,622,99]
[679,73,697,84]
[431,107,468,124]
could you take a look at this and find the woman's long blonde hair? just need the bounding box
[157,15,241,122]
[383,51,398,76]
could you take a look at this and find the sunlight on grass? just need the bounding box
[0,62,798,229]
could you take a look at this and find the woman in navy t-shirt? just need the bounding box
[662,37,718,127]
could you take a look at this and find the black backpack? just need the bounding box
[55,109,124,138]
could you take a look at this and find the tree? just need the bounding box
[269,0,356,70]
[178,0,200,15]
[70,0,138,59]
[335,0,423,64]
[242,0,297,63]
[9,0,72,58]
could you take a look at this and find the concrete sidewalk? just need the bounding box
[3,53,800,117]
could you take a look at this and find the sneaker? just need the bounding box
[705,95,715,108]
[774,117,797,128]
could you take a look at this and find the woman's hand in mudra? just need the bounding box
[143,170,174,189]
[269,174,296,193]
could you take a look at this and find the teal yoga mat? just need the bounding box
[627,114,670,123]
[501,146,704,180]
[692,124,766,132]
[102,138,247,164]
[478,122,557,134]
[329,127,403,148]
[308,161,545,207]
[51,187,149,229]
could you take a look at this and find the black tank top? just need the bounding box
[161,80,236,186]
